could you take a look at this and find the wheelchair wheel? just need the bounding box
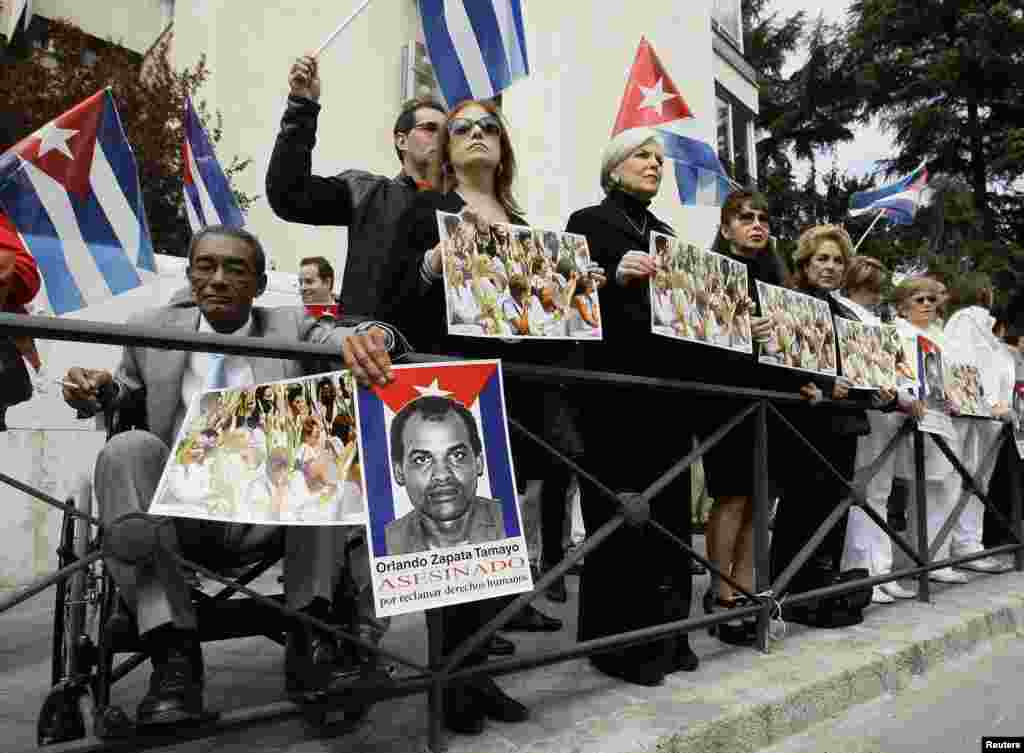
[40,476,100,746]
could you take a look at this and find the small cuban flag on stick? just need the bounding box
[612,37,737,207]
[417,0,529,107]
[849,162,930,251]
[182,95,244,233]
[0,89,156,315]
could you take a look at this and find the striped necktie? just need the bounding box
[206,352,228,390]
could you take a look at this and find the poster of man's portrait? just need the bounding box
[356,360,533,617]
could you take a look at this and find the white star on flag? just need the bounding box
[413,379,453,399]
[35,123,79,160]
[637,77,678,116]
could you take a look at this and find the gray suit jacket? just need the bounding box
[384,497,506,556]
[109,303,354,447]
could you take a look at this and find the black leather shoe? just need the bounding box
[504,603,563,632]
[545,575,568,603]
[285,626,360,697]
[443,685,485,735]
[136,647,205,726]
[672,639,699,673]
[487,634,516,656]
[590,655,665,687]
[468,676,528,722]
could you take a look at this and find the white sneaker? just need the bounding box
[956,556,1011,573]
[871,586,895,604]
[879,581,917,599]
[928,568,969,584]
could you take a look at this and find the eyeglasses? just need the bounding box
[737,211,771,225]
[910,295,938,304]
[448,115,502,137]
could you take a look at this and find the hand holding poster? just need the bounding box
[754,281,837,377]
[357,360,532,618]
[149,372,365,525]
[649,232,753,354]
[438,211,601,340]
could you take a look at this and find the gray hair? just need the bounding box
[600,128,662,194]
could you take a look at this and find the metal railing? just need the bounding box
[1,311,1022,753]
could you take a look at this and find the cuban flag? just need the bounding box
[356,360,521,558]
[417,0,529,107]
[182,96,244,233]
[612,38,732,207]
[0,89,156,315]
[849,163,929,226]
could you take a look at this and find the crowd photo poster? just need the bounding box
[356,360,533,618]
[149,372,365,526]
[648,231,753,354]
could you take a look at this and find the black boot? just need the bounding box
[137,626,204,726]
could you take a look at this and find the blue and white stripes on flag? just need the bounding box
[0,89,155,315]
[658,129,732,207]
[182,96,244,233]
[849,162,929,226]
[417,0,529,107]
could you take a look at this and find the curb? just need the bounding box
[653,577,1024,753]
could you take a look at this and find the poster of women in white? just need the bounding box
[438,212,602,340]
[834,317,898,389]
[355,360,533,618]
[148,373,365,525]
[754,281,837,376]
[649,232,753,353]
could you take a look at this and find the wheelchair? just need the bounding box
[37,391,375,746]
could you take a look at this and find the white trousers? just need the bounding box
[841,412,904,575]
[951,419,1003,554]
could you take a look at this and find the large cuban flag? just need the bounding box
[0,89,156,315]
[849,163,930,226]
[417,0,529,107]
[612,37,732,207]
[182,95,244,233]
[356,360,521,559]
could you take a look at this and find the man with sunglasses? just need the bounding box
[267,53,446,319]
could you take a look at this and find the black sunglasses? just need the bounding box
[911,295,938,304]
[448,115,502,137]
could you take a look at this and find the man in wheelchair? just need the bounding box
[61,225,402,727]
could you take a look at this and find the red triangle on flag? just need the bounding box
[612,37,693,136]
[373,362,499,414]
[11,89,105,196]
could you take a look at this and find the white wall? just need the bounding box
[35,0,168,53]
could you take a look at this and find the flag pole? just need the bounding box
[853,208,886,253]
[313,0,375,58]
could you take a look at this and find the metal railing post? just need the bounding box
[913,427,931,603]
[752,401,772,652]
[426,609,445,753]
[1008,425,1024,573]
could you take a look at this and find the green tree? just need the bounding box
[0,18,253,256]
[845,0,1024,242]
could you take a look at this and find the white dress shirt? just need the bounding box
[181,314,256,411]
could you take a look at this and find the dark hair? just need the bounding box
[509,274,529,299]
[299,256,334,287]
[439,99,522,218]
[393,97,447,163]
[301,415,319,441]
[188,225,266,277]
[317,377,334,396]
[721,190,769,228]
[287,385,305,406]
[389,396,482,467]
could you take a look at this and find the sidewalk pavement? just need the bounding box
[2,545,1023,753]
